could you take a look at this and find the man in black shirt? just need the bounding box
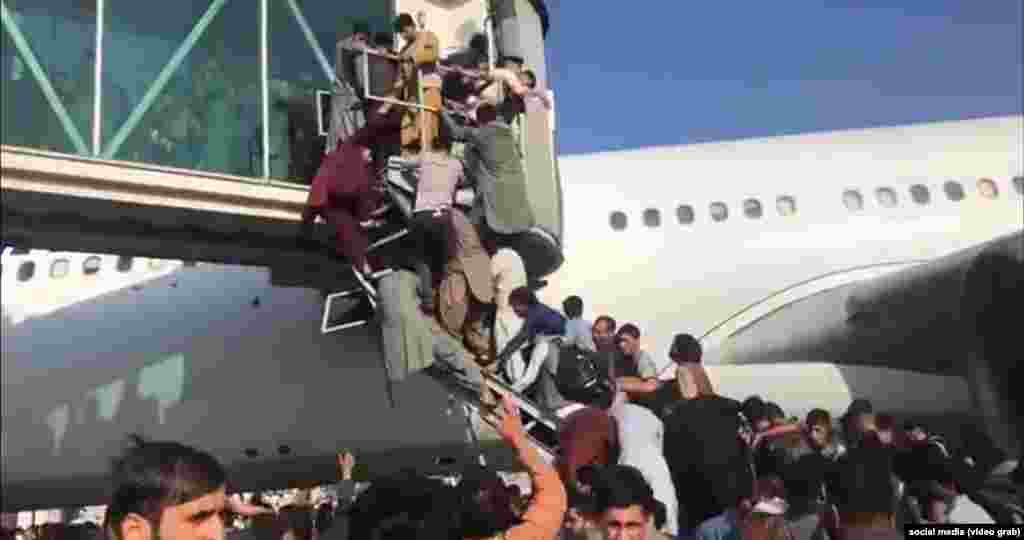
[663,364,752,535]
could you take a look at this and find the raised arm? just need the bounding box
[616,376,660,396]
[492,397,567,540]
[338,38,366,97]
[489,67,529,96]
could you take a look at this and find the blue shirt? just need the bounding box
[525,303,566,338]
[564,317,595,350]
[496,302,566,364]
[695,510,740,540]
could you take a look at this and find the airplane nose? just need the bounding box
[962,247,1024,458]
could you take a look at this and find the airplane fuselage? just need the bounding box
[3,115,1022,511]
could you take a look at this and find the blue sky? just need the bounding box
[544,1,1023,155]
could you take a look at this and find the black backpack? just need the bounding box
[555,345,615,408]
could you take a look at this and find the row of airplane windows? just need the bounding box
[7,255,191,284]
[609,176,1023,230]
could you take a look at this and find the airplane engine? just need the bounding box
[707,231,1023,456]
[961,244,1023,459]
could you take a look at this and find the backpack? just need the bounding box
[555,344,615,408]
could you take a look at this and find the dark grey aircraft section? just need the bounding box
[723,231,1023,456]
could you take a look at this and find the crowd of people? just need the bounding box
[4,291,1020,540]
[298,12,564,402]
[4,12,1022,540]
[300,10,550,304]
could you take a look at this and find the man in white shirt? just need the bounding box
[562,295,596,351]
[491,246,527,359]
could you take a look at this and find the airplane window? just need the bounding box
[83,256,102,276]
[943,181,966,201]
[876,187,898,208]
[1013,176,1023,195]
[909,184,931,205]
[50,259,70,279]
[116,256,134,273]
[710,202,729,222]
[977,178,999,199]
[776,196,797,216]
[184,261,198,267]
[610,211,628,231]
[743,198,763,219]
[842,190,864,211]
[17,261,36,282]
[676,205,695,225]
[642,208,661,228]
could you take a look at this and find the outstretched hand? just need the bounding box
[337,451,356,479]
[494,395,525,443]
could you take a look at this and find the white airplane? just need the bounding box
[2,115,1021,511]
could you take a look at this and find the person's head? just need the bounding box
[843,399,876,445]
[562,296,584,319]
[372,31,394,50]
[593,466,662,540]
[668,333,702,364]
[520,69,537,89]
[558,409,621,490]
[830,447,897,529]
[348,471,450,539]
[562,507,593,539]
[351,21,370,41]
[392,13,417,41]
[763,402,787,428]
[903,421,928,444]
[615,324,641,357]
[508,286,537,318]
[805,409,833,450]
[468,33,488,55]
[592,316,617,350]
[453,466,517,539]
[742,396,767,429]
[476,101,498,124]
[104,436,228,540]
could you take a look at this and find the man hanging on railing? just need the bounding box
[495,286,566,394]
[364,32,403,172]
[300,124,381,276]
[442,62,552,125]
[437,207,495,365]
[328,21,370,154]
[404,135,464,315]
[440,102,535,237]
[385,13,441,153]
[492,66,553,124]
[440,34,490,120]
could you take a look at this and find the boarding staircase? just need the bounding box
[313,155,564,462]
[313,51,566,462]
